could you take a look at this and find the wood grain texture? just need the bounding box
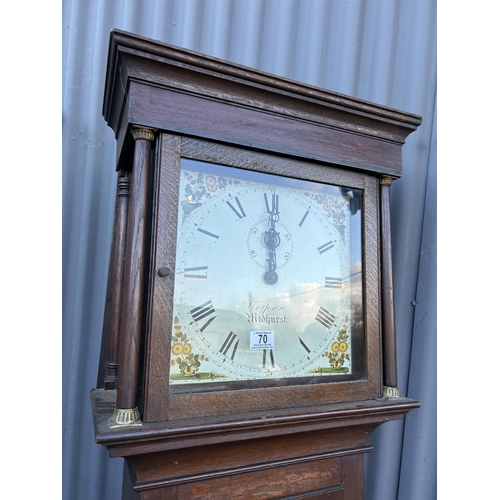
[115,424,371,499]
[123,426,371,498]
[103,30,422,143]
[101,171,131,390]
[97,172,123,389]
[117,132,154,410]
[139,458,344,499]
[91,386,418,499]
[142,134,181,421]
[168,380,371,420]
[128,428,367,487]
[340,454,365,500]
[103,30,422,176]
[380,178,398,389]
[91,389,419,458]
[363,175,382,398]
[128,83,402,176]
[181,138,367,189]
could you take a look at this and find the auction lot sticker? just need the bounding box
[250,331,275,350]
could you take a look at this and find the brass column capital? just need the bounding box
[380,175,395,187]
[131,126,156,142]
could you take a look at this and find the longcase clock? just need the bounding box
[90,29,422,500]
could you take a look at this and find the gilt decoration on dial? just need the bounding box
[169,158,364,384]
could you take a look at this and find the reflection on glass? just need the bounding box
[169,159,364,384]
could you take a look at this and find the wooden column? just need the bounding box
[112,126,156,426]
[101,170,131,390]
[97,173,121,388]
[380,175,400,398]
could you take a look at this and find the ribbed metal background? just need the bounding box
[62,1,436,499]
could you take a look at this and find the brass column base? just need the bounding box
[110,407,142,428]
[383,386,401,399]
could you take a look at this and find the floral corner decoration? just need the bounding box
[170,317,228,381]
[181,171,242,217]
[308,323,350,375]
[304,191,348,238]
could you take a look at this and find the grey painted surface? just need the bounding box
[62,1,436,499]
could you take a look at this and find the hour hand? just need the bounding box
[264,230,279,284]
[263,193,280,284]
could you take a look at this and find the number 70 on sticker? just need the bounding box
[250,331,275,350]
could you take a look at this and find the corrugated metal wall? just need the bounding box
[62,1,436,499]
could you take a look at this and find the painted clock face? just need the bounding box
[169,158,363,385]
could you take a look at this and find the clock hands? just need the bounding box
[264,193,280,285]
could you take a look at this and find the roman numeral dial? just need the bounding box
[184,266,208,279]
[264,192,279,213]
[171,159,356,384]
[197,227,219,239]
[219,332,239,360]
[318,240,335,254]
[262,349,275,369]
[226,196,246,219]
[325,277,342,288]
[190,300,217,332]
[315,306,336,330]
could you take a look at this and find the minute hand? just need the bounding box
[264,194,280,285]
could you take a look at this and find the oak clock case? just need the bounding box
[91,29,422,500]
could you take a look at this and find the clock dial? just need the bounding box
[169,158,363,384]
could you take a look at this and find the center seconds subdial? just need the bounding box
[246,191,294,273]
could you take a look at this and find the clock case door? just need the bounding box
[141,134,381,423]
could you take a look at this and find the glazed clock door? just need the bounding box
[143,134,381,422]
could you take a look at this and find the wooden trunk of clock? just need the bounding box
[121,439,366,500]
[91,29,422,500]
